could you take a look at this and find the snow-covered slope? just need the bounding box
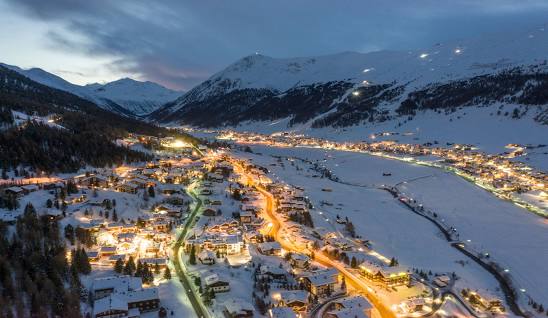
[149,24,548,127]
[84,78,181,116]
[0,63,181,116]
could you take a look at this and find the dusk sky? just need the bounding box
[2,0,548,91]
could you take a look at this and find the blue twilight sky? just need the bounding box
[1,0,548,90]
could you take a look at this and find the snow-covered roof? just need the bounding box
[333,295,373,310]
[277,290,309,304]
[326,307,369,318]
[126,287,159,303]
[4,186,23,193]
[257,241,281,251]
[223,298,254,315]
[93,294,127,315]
[269,307,297,318]
[21,184,39,191]
[92,275,142,293]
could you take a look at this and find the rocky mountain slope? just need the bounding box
[149,25,548,128]
[0,63,181,116]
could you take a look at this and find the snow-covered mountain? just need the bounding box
[84,78,182,116]
[149,25,548,128]
[0,63,181,116]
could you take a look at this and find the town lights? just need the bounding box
[352,91,360,96]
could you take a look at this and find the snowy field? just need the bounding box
[397,173,548,303]
[237,144,548,313]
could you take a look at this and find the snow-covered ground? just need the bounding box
[237,144,548,314]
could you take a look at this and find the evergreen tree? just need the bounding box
[189,245,197,265]
[79,248,91,274]
[114,258,124,273]
[148,186,155,198]
[112,209,118,222]
[350,256,357,268]
[163,267,171,280]
[124,256,136,275]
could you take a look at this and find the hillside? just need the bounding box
[149,25,548,130]
[0,66,194,172]
[1,63,181,116]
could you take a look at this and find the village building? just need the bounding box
[198,250,216,265]
[268,307,298,318]
[289,253,310,269]
[272,290,310,312]
[359,261,410,288]
[223,299,254,318]
[257,241,282,256]
[299,268,339,297]
[326,296,373,318]
[204,274,230,293]
[3,186,24,198]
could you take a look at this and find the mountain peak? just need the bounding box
[3,63,183,116]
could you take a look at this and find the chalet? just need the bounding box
[3,186,24,198]
[289,253,310,269]
[257,241,282,256]
[326,296,373,318]
[359,262,410,288]
[116,183,139,194]
[243,231,261,244]
[200,188,213,196]
[99,246,117,258]
[206,219,240,234]
[239,211,253,224]
[117,232,136,242]
[87,251,100,262]
[127,287,160,313]
[269,307,297,318]
[21,184,39,194]
[300,268,339,297]
[93,294,131,318]
[91,275,142,300]
[260,265,288,281]
[205,274,230,293]
[202,206,219,217]
[160,185,181,195]
[207,173,224,183]
[223,299,254,318]
[198,250,216,265]
[271,290,310,313]
[152,219,169,232]
[400,298,426,314]
[121,224,137,233]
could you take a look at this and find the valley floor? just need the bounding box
[239,144,548,311]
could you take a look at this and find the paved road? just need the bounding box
[172,186,208,318]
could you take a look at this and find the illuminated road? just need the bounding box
[234,162,397,318]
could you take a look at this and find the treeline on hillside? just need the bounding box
[0,65,198,142]
[0,123,151,173]
[0,204,83,318]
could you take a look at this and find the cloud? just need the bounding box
[3,0,548,90]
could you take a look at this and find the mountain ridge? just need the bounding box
[148,25,548,128]
[0,63,182,116]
